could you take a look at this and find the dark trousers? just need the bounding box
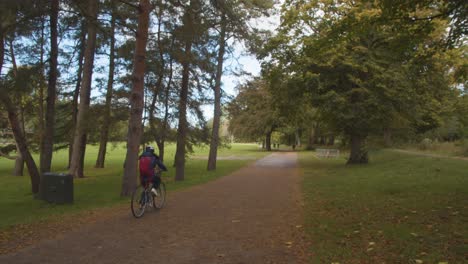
[141,173,161,189]
[152,174,161,189]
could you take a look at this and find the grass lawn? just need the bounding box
[0,143,268,230]
[402,141,468,157]
[299,150,468,263]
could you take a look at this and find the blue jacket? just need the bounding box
[139,151,168,171]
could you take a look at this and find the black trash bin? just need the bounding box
[40,173,74,204]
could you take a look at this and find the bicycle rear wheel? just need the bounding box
[153,182,166,209]
[131,185,148,218]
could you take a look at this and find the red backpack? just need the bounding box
[139,156,154,183]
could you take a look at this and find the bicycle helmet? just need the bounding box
[145,146,155,153]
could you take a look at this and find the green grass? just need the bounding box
[299,150,468,263]
[403,141,468,157]
[0,143,269,230]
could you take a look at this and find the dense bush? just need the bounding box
[419,138,434,150]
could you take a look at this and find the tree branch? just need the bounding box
[118,0,140,10]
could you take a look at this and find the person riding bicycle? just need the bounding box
[139,146,167,196]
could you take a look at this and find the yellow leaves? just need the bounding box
[352,45,369,54]
[414,258,449,264]
[366,241,375,252]
[354,7,382,21]
[414,260,449,264]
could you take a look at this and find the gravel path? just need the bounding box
[0,152,307,264]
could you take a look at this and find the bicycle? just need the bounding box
[131,173,166,218]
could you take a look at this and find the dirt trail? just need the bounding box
[0,152,307,264]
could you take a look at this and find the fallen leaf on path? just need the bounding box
[285,241,293,245]
[415,260,423,264]
[366,247,373,252]
[231,220,240,223]
[295,225,302,228]
[438,262,448,264]
[217,254,225,258]
[368,242,375,246]
[410,232,418,237]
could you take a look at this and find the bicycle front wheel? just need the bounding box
[153,182,166,209]
[131,185,147,218]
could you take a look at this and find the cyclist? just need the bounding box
[139,146,167,196]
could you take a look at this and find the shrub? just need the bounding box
[419,138,433,150]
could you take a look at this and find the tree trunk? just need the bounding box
[174,37,192,181]
[158,56,174,162]
[96,8,116,168]
[207,13,227,171]
[38,18,45,166]
[347,134,368,164]
[9,39,17,73]
[175,2,199,181]
[69,0,98,178]
[149,7,170,162]
[13,142,24,176]
[40,0,59,173]
[383,128,392,147]
[121,0,151,196]
[295,130,301,147]
[13,108,25,176]
[307,127,314,150]
[9,37,25,176]
[320,136,326,145]
[76,134,87,177]
[266,130,272,151]
[0,29,4,73]
[0,95,41,194]
[69,21,86,168]
[313,125,320,144]
[328,135,335,145]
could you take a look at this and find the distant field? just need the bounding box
[299,150,468,263]
[0,143,269,229]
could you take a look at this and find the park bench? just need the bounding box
[316,148,340,158]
